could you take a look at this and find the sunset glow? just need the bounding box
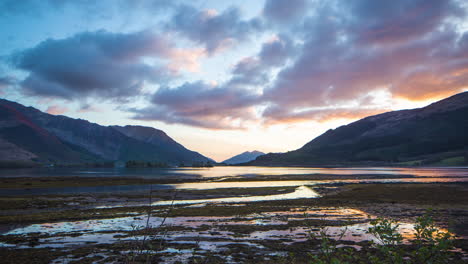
[1,0,467,161]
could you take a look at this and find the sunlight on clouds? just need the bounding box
[1,0,467,161]
[391,97,442,110]
[167,47,207,73]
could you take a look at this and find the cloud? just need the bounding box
[77,103,102,113]
[130,33,303,130]
[229,35,296,85]
[168,5,263,53]
[259,35,295,66]
[46,105,69,115]
[262,0,468,122]
[4,0,467,130]
[130,35,298,130]
[0,76,16,95]
[344,0,464,45]
[11,30,204,101]
[263,0,308,24]
[131,81,261,129]
[263,105,388,124]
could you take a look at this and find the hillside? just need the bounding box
[250,92,468,166]
[0,99,212,166]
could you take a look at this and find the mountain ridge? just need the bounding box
[249,92,468,166]
[0,98,212,166]
[223,150,265,164]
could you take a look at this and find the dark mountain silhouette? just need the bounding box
[222,150,265,164]
[0,99,211,166]
[250,92,468,166]
[112,125,211,164]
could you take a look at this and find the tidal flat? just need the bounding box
[0,167,467,263]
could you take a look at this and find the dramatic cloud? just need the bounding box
[130,35,298,130]
[263,0,308,23]
[3,0,467,131]
[11,30,205,101]
[168,5,263,53]
[131,81,261,129]
[262,0,468,122]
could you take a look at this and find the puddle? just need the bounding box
[4,205,460,264]
[153,186,320,206]
[173,181,318,189]
[1,207,424,249]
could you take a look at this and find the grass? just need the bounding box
[430,156,466,166]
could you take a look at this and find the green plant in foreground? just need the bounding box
[308,227,352,264]
[411,212,455,263]
[308,211,456,264]
[367,217,404,263]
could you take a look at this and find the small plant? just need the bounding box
[411,211,455,263]
[307,211,457,264]
[367,217,405,264]
[304,212,358,264]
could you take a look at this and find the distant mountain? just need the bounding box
[250,92,468,166]
[223,150,265,164]
[0,99,212,166]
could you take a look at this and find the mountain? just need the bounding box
[250,92,468,166]
[223,151,265,164]
[111,125,211,164]
[0,99,212,166]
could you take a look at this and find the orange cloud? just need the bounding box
[393,67,468,101]
[46,105,69,115]
[263,107,388,125]
[167,47,207,73]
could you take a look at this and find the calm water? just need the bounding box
[1,166,467,196]
[1,166,468,179]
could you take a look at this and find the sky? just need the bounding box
[0,0,467,162]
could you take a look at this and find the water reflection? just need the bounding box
[2,207,440,249]
[170,166,468,178]
[2,176,467,196]
[152,186,320,206]
[1,166,467,179]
